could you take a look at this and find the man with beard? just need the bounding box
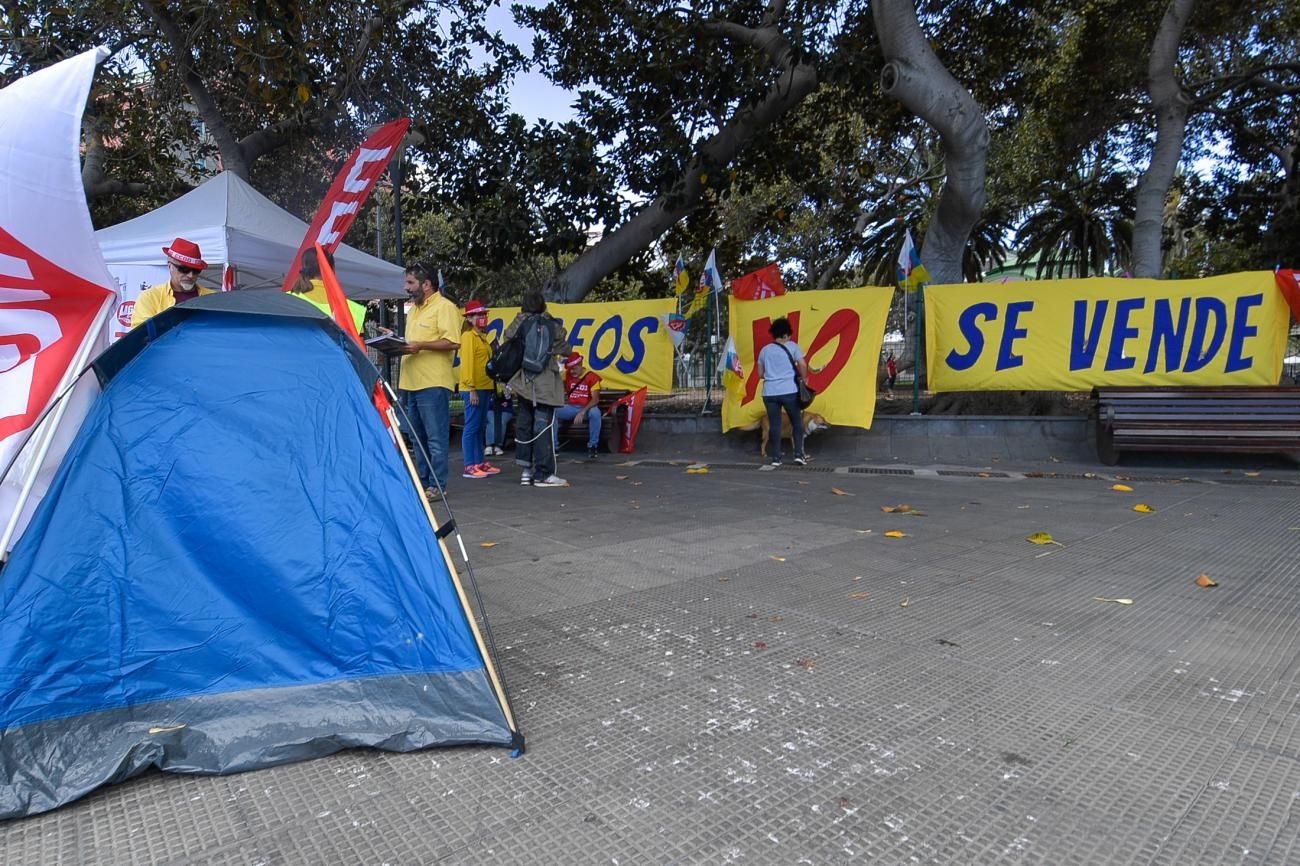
[396,262,461,496]
[131,237,217,327]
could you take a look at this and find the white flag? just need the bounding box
[702,248,724,294]
[0,48,117,553]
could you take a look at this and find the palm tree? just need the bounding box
[1015,149,1135,278]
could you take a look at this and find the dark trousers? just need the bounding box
[763,393,803,462]
[514,398,556,478]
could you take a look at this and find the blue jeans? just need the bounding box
[462,389,492,467]
[554,403,601,448]
[486,394,512,448]
[763,392,803,463]
[514,399,556,478]
[403,387,450,489]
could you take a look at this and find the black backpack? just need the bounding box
[486,332,524,383]
[520,314,556,376]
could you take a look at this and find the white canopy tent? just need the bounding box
[95,171,405,303]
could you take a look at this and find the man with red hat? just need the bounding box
[457,299,501,479]
[131,237,216,328]
[555,352,603,458]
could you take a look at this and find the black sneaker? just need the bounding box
[794,455,808,466]
[769,459,782,467]
[587,447,598,458]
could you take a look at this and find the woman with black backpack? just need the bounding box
[500,288,571,487]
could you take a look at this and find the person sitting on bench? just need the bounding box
[555,352,603,458]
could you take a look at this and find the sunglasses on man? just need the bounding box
[171,263,202,275]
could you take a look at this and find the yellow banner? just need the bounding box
[926,272,1290,391]
[723,287,894,431]
[482,298,676,393]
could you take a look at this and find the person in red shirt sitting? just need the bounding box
[555,352,603,458]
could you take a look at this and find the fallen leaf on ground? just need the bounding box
[1027,532,1063,546]
[1133,503,1155,513]
[977,472,991,478]
[831,487,854,496]
[1245,471,1261,477]
[855,529,873,534]
[848,592,870,599]
[852,575,863,581]
[717,576,729,582]
[616,475,628,480]
[686,467,710,474]
[884,530,907,538]
[899,597,910,608]
[753,641,768,649]
[1026,471,1045,478]
[796,658,816,669]
[1196,574,1219,587]
[1093,597,1134,605]
[881,504,914,513]
[770,555,786,562]
[768,615,783,622]
[479,542,498,548]
[1111,484,1134,492]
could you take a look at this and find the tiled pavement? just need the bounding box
[4,453,1299,864]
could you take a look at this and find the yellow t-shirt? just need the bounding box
[400,293,461,391]
[458,327,495,391]
[130,281,217,328]
[295,278,367,332]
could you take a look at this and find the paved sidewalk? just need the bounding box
[4,454,1299,864]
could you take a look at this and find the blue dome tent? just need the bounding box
[0,291,521,819]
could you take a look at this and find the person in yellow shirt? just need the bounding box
[130,237,217,328]
[458,299,501,479]
[288,247,367,333]
[398,262,461,494]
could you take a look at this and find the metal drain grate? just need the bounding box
[789,465,837,472]
[937,470,1010,478]
[847,467,916,476]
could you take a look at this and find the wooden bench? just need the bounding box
[1092,386,1300,465]
[555,389,629,454]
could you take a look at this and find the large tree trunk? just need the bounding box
[1133,0,1196,278]
[550,5,818,303]
[873,0,988,287]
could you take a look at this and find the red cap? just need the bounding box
[463,299,489,317]
[564,352,583,368]
[162,237,208,269]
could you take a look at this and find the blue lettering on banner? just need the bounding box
[1225,293,1262,373]
[1144,297,1190,374]
[995,301,1034,370]
[1104,297,1144,372]
[618,316,660,374]
[945,302,998,371]
[567,317,595,353]
[1184,297,1227,373]
[589,315,623,369]
[1069,300,1108,371]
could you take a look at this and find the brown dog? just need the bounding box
[739,412,828,458]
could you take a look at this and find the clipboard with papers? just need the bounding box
[364,333,408,354]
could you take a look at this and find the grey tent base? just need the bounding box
[0,670,513,820]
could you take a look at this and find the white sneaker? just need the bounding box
[520,471,533,486]
[794,455,808,466]
[533,475,569,488]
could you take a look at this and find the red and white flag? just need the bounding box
[0,47,117,553]
[281,119,411,292]
[315,244,394,430]
[614,387,648,454]
[731,263,786,301]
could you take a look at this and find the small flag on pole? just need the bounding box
[671,254,690,296]
[717,335,743,377]
[897,229,931,293]
[731,263,785,300]
[702,248,724,294]
[662,312,687,349]
[221,263,237,292]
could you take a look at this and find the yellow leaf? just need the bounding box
[770,555,786,562]
[1133,503,1155,513]
[977,472,991,478]
[1196,574,1218,587]
[1093,597,1134,605]
[1026,532,1063,546]
[884,530,906,538]
[899,597,910,608]
[1111,484,1134,492]
[831,487,854,496]
[479,541,498,548]
[296,83,310,103]
[686,467,709,474]
[881,504,913,513]
[1245,471,1261,477]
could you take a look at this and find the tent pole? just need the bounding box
[1,297,114,558]
[382,402,521,738]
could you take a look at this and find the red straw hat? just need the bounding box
[564,352,583,368]
[463,299,489,317]
[162,237,208,269]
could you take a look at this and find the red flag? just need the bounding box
[281,118,411,292]
[316,244,393,424]
[1274,270,1300,322]
[221,263,236,292]
[731,264,786,301]
[614,387,648,453]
